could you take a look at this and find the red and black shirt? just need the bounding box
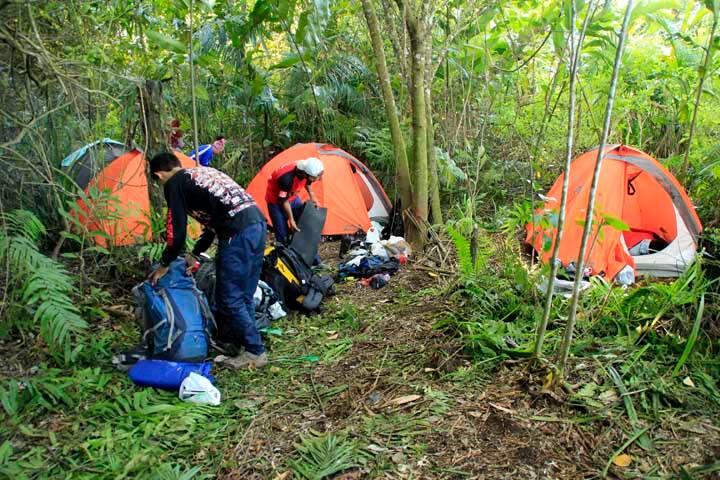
[265,162,313,204]
[161,167,263,266]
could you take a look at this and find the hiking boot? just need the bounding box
[224,351,268,369]
[111,344,149,371]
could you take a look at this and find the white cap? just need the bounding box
[297,157,324,177]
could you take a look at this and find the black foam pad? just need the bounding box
[290,202,327,265]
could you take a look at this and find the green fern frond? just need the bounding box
[448,224,474,278]
[0,210,86,356]
[1,209,46,242]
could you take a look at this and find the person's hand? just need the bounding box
[149,265,169,285]
[289,218,301,233]
[184,253,199,275]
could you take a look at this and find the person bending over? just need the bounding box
[148,152,268,369]
[265,157,324,244]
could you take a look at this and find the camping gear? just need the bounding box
[254,280,287,328]
[263,244,335,312]
[247,143,392,235]
[61,139,199,246]
[111,344,149,371]
[382,198,405,239]
[129,359,214,390]
[338,256,400,279]
[360,273,391,289]
[135,258,214,362]
[179,372,221,405]
[289,203,328,266]
[526,145,702,280]
[194,258,287,328]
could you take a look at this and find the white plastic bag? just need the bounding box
[269,302,287,320]
[365,226,381,244]
[179,372,221,405]
[370,242,389,259]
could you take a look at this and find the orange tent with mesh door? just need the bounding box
[62,139,198,246]
[246,143,391,235]
[526,145,702,281]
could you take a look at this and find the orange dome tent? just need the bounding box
[247,143,391,235]
[62,139,198,246]
[526,145,702,280]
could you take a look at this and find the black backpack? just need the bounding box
[262,244,334,312]
[194,258,285,329]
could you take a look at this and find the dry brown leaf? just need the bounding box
[388,394,421,406]
[327,333,340,340]
[273,471,291,480]
[683,376,695,388]
[427,272,438,278]
[613,454,632,468]
[334,471,362,480]
[489,402,515,415]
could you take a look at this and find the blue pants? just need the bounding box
[268,199,321,265]
[215,221,266,355]
[268,197,304,244]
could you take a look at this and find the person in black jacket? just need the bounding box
[148,152,268,369]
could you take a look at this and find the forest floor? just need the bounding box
[2,242,719,479]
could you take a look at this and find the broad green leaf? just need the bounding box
[146,30,186,54]
[269,54,301,70]
[194,84,210,101]
[602,213,630,232]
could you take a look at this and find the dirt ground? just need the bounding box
[216,241,720,479]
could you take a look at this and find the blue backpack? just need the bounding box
[134,258,214,362]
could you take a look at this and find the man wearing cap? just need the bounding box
[265,157,324,246]
[189,136,226,167]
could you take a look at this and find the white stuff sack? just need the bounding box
[179,372,221,405]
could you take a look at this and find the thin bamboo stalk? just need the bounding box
[533,0,596,359]
[555,0,634,376]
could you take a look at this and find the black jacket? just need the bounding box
[160,167,264,266]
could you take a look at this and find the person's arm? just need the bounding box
[159,180,188,266]
[305,183,319,207]
[192,228,216,257]
[283,199,300,232]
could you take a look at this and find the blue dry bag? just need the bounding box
[140,258,214,362]
[129,359,214,390]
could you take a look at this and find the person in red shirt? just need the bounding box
[169,119,185,150]
[266,157,324,245]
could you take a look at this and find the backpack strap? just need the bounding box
[159,289,177,351]
[191,287,219,350]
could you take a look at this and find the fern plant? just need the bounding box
[447,224,493,279]
[0,210,87,360]
[289,431,361,480]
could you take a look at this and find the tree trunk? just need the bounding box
[406,8,429,247]
[681,8,718,179]
[426,85,443,225]
[555,0,633,378]
[138,79,168,213]
[360,0,414,231]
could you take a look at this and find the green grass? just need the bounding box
[0,288,443,479]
